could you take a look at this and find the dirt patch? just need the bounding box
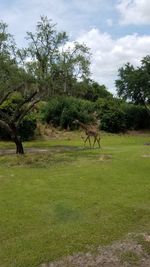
[0,146,84,156]
[40,233,150,267]
[98,154,112,161]
[0,145,104,156]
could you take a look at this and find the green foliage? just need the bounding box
[0,91,22,111]
[115,56,150,117]
[26,16,91,97]
[74,80,112,101]
[95,98,150,133]
[41,97,95,129]
[0,93,37,140]
[122,103,150,130]
[95,98,126,133]
[101,109,126,133]
[95,97,122,114]
[41,96,150,133]
[0,21,25,92]
[18,114,37,141]
[0,115,36,141]
[41,98,65,126]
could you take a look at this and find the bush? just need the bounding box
[100,109,126,133]
[122,103,150,130]
[18,114,37,141]
[95,98,127,132]
[41,97,95,129]
[40,96,150,133]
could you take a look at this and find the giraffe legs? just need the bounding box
[97,136,101,148]
[93,135,101,148]
[82,134,101,148]
[93,136,97,147]
[84,135,91,147]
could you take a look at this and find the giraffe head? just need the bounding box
[73,119,79,125]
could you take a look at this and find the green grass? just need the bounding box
[0,133,150,267]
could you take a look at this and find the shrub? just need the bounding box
[40,98,63,126]
[95,98,150,132]
[122,103,150,130]
[41,96,150,133]
[95,98,127,132]
[41,96,95,129]
[100,109,126,133]
[18,114,37,140]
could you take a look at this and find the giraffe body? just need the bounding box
[74,120,101,148]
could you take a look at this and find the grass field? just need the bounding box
[0,132,150,267]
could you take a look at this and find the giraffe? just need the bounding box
[73,119,101,148]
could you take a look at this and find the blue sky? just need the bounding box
[0,0,150,93]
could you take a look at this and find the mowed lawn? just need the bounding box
[0,133,150,267]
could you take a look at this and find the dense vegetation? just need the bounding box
[41,96,150,133]
[116,56,150,115]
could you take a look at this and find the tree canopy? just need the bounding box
[115,56,150,116]
[24,16,91,97]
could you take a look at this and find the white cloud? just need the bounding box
[0,0,68,45]
[117,0,150,25]
[0,0,104,46]
[77,29,150,93]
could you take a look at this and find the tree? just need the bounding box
[115,56,150,116]
[0,17,91,154]
[74,79,112,100]
[56,42,90,95]
[84,80,112,101]
[25,16,91,97]
[0,21,39,154]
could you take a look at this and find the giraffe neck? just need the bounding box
[78,121,88,130]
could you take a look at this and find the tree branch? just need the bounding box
[0,83,24,106]
[11,90,38,122]
[16,98,40,126]
[0,91,12,106]
[0,109,11,123]
[0,119,13,136]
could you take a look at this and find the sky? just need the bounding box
[0,0,150,93]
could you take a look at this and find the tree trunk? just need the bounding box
[0,120,24,154]
[13,135,24,154]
